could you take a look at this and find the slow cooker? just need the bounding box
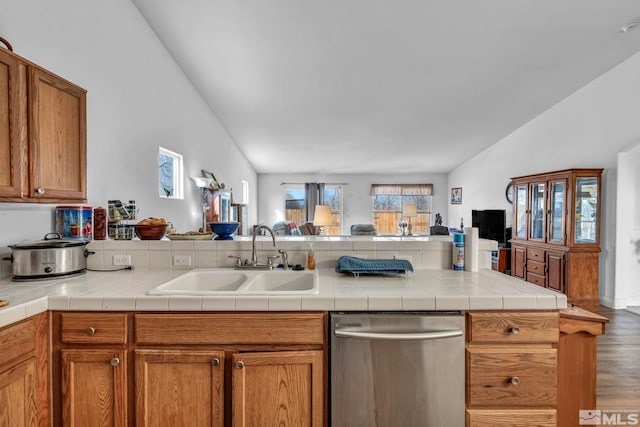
[3,233,94,281]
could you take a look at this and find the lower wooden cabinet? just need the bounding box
[135,350,225,427]
[232,350,324,427]
[466,409,557,427]
[0,313,47,427]
[53,311,327,427]
[0,357,39,427]
[61,349,127,427]
[466,311,559,427]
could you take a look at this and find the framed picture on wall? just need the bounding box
[451,187,462,204]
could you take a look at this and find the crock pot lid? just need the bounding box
[11,238,89,249]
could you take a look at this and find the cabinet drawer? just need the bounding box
[527,248,545,261]
[527,260,545,274]
[0,317,36,367]
[135,313,326,346]
[467,348,557,407]
[467,312,559,344]
[466,409,556,427]
[61,313,128,344]
[527,272,546,287]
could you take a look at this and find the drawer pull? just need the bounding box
[235,361,244,370]
[510,326,520,335]
[211,358,220,366]
[85,327,96,336]
[110,357,120,367]
[510,376,520,385]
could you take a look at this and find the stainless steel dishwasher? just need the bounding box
[330,312,465,427]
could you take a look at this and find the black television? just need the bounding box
[471,209,507,246]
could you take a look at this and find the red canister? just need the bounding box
[93,207,108,240]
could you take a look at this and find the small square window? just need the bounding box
[158,147,183,199]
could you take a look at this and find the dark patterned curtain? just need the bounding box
[304,183,326,222]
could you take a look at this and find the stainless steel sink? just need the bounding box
[146,268,319,295]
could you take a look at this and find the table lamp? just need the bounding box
[403,202,418,235]
[313,205,332,236]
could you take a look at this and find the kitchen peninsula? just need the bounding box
[0,235,567,426]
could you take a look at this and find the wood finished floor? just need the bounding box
[587,306,640,409]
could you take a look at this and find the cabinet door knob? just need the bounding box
[85,327,96,336]
[510,326,520,335]
[110,357,120,367]
[35,187,45,195]
[211,358,220,366]
[235,361,244,369]
[510,376,520,385]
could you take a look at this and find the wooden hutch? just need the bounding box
[510,168,603,306]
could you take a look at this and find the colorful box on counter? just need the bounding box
[55,206,93,240]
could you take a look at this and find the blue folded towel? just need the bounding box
[335,256,413,276]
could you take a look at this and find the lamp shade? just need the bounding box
[313,205,332,226]
[191,176,213,188]
[403,202,418,217]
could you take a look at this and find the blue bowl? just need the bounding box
[208,222,240,240]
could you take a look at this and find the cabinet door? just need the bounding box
[512,246,526,279]
[0,357,38,427]
[573,176,600,245]
[61,349,127,427]
[547,251,565,292]
[135,350,224,427]
[547,179,566,245]
[513,184,528,239]
[27,67,86,200]
[529,182,546,241]
[0,49,25,198]
[232,350,324,427]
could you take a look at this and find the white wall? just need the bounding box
[0,0,257,249]
[258,173,448,234]
[450,50,640,308]
[614,141,640,307]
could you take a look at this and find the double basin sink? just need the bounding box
[146,268,320,295]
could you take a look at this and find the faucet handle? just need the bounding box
[228,255,242,268]
[266,255,280,270]
[278,249,289,270]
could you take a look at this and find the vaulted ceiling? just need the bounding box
[131,0,640,174]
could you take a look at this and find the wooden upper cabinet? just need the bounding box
[27,67,86,201]
[0,48,26,198]
[511,168,602,249]
[0,46,86,203]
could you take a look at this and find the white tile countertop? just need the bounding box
[0,267,567,328]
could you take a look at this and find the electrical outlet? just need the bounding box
[173,255,192,267]
[112,255,131,266]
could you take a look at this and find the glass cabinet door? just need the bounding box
[514,184,528,238]
[574,176,599,244]
[548,180,566,243]
[529,183,546,240]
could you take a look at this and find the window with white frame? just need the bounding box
[242,180,249,204]
[158,147,183,199]
[370,184,432,234]
[284,184,343,235]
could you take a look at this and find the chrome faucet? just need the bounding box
[252,225,276,266]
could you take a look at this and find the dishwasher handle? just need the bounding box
[335,329,462,341]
